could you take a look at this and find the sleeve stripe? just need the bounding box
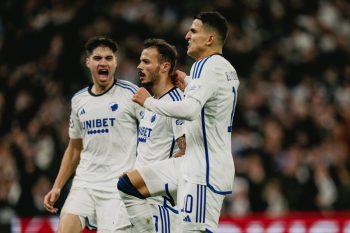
[116,80,138,93]
[192,57,210,79]
[169,91,177,101]
[116,83,136,94]
[191,60,199,79]
[169,89,183,101]
[172,89,182,100]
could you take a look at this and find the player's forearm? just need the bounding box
[174,135,186,157]
[53,141,81,189]
[144,97,201,121]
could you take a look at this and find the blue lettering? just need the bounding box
[86,120,92,129]
[82,118,116,130]
[146,128,152,137]
[109,118,115,126]
[138,127,152,137]
[96,119,102,127]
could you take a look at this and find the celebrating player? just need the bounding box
[43,36,142,233]
[119,11,239,233]
[136,38,186,232]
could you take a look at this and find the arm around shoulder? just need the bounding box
[144,96,202,121]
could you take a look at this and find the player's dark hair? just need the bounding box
[194,11,228,44]
[143,38,178,75]
[85,36,118,56]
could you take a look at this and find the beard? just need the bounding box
[141,69,160,93]
[141,80,154,90]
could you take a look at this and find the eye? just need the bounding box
[93,56,102,61]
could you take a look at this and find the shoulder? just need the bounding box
[72,86,89,101]
[190,56,212,79]
[191,55,229,79]
[204,55,237,77]
[166,88,184,102]
[115,79,139,94]
[72,86,89,97]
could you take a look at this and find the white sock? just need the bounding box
[119,191,155,233]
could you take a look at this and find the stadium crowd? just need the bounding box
[0,0,350,230]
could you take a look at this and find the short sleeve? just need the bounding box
[68,99,83,139]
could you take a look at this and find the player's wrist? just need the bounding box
[143,97,153,109]
[184,76,190,86]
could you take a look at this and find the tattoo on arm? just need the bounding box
[174,135,186,157]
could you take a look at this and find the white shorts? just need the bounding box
[138,156,224,232]
[60,187,132,233]
[178,178,225,233]
[150,200,181,233]
[138,157,183,233]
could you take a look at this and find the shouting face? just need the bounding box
[185,19,211,60]
[86,46,117,92]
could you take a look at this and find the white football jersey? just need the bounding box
[69,79,142,192]
[183,54,239,195]
[135,87,185,168]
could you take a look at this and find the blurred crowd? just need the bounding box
[0,0,350,230]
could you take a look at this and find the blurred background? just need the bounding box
[0,0,350,232]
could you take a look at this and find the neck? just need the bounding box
[196,47,222,60]
[152,76,174,99]
[92,80,114,95]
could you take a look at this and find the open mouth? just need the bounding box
[98,69,109,76]
[139,71,146,81]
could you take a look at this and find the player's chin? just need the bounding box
[186,49,192,56]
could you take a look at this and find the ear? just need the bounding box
[161,62,171,74]
[85,57,90,68]
[206,34,215,46]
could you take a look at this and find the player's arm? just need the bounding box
[44,138,82,213]
[133,88,201,121]
[174,135,186,157]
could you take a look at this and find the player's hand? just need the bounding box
[43,188,61,213]
[172,70,187,91]
[132,87,151,106]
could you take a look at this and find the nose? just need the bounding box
[185,32,190,40]
[99,58,108,66]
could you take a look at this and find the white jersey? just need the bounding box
[183,54,239,195]
[135,87,185,168]
[69,79,142,193]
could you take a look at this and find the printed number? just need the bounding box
[181,195,193,213]
[153,215,158,232]
[228,87,237,132]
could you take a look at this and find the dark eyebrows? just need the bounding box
[140,58,150,64]
[91,55,114,60]
[190,27,198,33]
